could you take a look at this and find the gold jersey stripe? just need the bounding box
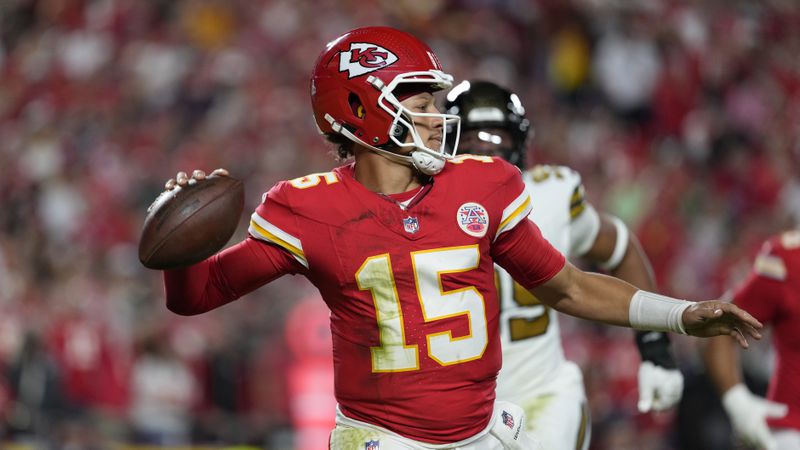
[575,401,590,450]
[570,203,586,219]
[570,185,586,220]
[571,185,585,204]
[249,219,306,262]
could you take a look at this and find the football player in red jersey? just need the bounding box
[705,230,800,450]
[159,26,762,449]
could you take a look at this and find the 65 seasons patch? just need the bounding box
[457,202,489,237]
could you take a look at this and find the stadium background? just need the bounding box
[0,0,797,448]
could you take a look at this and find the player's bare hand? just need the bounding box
[164,168,229,190]
[682,301,762,348]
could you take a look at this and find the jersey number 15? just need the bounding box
[356,245,489,373]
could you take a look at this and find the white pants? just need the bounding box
[774,428,800,450]
[329,401,541,450]
[506,361,590,450]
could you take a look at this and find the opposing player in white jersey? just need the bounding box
[445,81,685,450]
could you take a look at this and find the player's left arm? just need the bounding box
[529,260,761,345]
[494,218,762,347]
[490,162,761,346]
[581,211,683,412]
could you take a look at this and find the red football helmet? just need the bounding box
[310,26,461,175]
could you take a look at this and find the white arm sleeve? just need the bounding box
[597,215,629,271]
[569,203,600,257]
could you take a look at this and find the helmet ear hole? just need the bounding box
[390,122,408,143]
[349,93,365,119]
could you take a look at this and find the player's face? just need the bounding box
[458,128,514,157]
[400,92,444,153]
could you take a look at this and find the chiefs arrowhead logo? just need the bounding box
[339,43,398,78]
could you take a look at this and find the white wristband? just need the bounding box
[628,290,692,334]
[598,216,629,271]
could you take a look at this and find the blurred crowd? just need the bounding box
[0,0,797,449]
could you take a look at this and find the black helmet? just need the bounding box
[444,80,531,168]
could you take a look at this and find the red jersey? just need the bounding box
[732,230,800,430]
[165,156,565,443]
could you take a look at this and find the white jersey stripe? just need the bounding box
[248,213,308,268]
[495,192,532,238]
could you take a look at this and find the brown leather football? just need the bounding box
[138,175,245,270]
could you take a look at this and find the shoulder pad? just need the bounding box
[445,154,520,186]
[780,230,800,250]
[285,171,343,191]
[527,164,581,186]
[753,253,787,281]
[526,165,587,218]
[447,154,499,167]
[268,170,345,207]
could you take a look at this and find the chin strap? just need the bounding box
[410,151,444,175]
[325,114,445,176]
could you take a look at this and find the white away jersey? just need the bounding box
[495,164,601,400]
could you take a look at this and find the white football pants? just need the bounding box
[329,401,542,450]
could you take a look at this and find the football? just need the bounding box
[138,174,245,270]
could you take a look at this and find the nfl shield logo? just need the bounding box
[402,216,420,234]
[365,440,380,450]
[501,411,514,429]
